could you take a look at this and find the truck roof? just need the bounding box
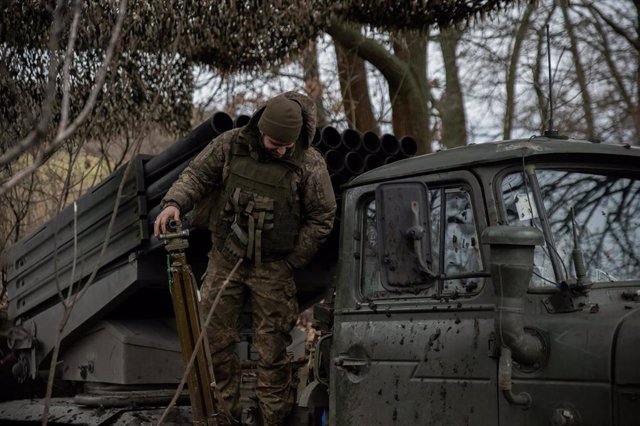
[347,137,640,188]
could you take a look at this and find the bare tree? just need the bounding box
[455,0,638,145]
[334,28,380,133]
[328,21,432,152]
[504,1,537,139]
[1,0,128,194]
[391,29,431,146]
[581,1,640,144]
[436,25,468,148]
[560,0,596,140]
[302,39,330,128]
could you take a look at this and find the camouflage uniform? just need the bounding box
[161,92,336,425]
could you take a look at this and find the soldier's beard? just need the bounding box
[260,140,290,159]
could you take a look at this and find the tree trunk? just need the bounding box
[391,29,430,148]
[333,35,379,133]
[327,20,431,153]
[301,38,329,128]
[438,26,467,148]
[560,0,595,140]
[504,2,536,140]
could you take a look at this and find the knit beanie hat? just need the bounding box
[258,97,303,144]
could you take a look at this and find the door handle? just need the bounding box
[334,356,369,373]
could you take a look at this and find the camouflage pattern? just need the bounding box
[162,91,336,268]
[161,92,336,424]
[200,250,298,425]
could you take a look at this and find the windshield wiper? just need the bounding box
[525,166,567,283]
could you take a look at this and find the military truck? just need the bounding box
[1,114,639,425]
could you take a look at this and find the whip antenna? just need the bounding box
[544,25,558,138]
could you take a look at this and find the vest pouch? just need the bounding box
[221,188,280,265]
[213,137,302,262]
[221,231,246,260]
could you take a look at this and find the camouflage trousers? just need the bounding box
[199,249,299,426]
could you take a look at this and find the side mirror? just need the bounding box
[375,182,435,289]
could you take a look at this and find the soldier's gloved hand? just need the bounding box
[154,205,181,237]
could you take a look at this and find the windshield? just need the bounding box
[501,168,640,288]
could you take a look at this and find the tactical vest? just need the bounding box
[213,132,304,265]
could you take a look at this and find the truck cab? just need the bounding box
[327,137,640,425]
[2,133,639,425]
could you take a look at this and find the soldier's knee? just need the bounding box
[208,329,241,353]
[253,332,290,365]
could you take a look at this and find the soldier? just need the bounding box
[154,92,336,425]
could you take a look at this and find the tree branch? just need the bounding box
[0,0,128,197]
[504,1,536,139]
[56,0,128,141]
[0,0,66,168]
[58,0,82,134]
[583,2,640,52]
[326,19,409,91]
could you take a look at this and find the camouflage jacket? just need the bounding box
[161,92,337,268]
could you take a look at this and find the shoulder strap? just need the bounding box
[229,131,249,158]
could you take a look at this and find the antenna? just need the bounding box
[570,208,589,287]
[544,25,559,138]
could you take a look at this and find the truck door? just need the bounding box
[330,172,498,425]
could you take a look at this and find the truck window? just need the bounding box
[501,169,640,288]
[362,185,483,299]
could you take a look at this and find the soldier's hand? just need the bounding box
[154,205,181,237]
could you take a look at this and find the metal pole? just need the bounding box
[161,223,218,425]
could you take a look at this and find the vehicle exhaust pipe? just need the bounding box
[482,225,545,365]
[482,226,545,407]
